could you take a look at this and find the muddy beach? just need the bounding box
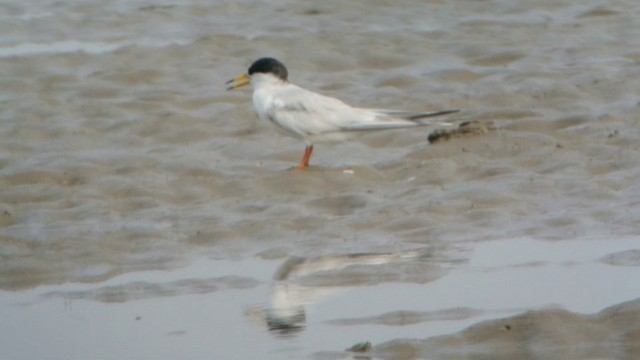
[1,0,639,359]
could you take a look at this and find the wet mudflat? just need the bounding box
[1,0,639,359]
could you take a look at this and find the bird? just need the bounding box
[226,57,459,169]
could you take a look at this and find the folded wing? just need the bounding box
[266,83,460,137]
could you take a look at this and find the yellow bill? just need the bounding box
[225,73,250,90]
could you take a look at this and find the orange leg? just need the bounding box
[298,145,314,169]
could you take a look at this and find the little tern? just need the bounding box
[226,57,459,169]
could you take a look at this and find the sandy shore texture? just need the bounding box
[1,0,639,359]
[375,298,640,360]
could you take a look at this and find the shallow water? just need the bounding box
[2,236,639,359]
[1,0,640,359]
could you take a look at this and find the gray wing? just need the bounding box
[268,84,460,135]
[337,109,461,132]
[375,109,460,122]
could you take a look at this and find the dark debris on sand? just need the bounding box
[428,121,493,144]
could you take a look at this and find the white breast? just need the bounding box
[251,74,379,142]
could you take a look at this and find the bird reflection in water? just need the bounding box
[257,249,439,335]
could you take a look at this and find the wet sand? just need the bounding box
[1,0,640,359]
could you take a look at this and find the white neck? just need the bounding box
[250,73,287,89]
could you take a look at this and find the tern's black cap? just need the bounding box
[248,57,288,81]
